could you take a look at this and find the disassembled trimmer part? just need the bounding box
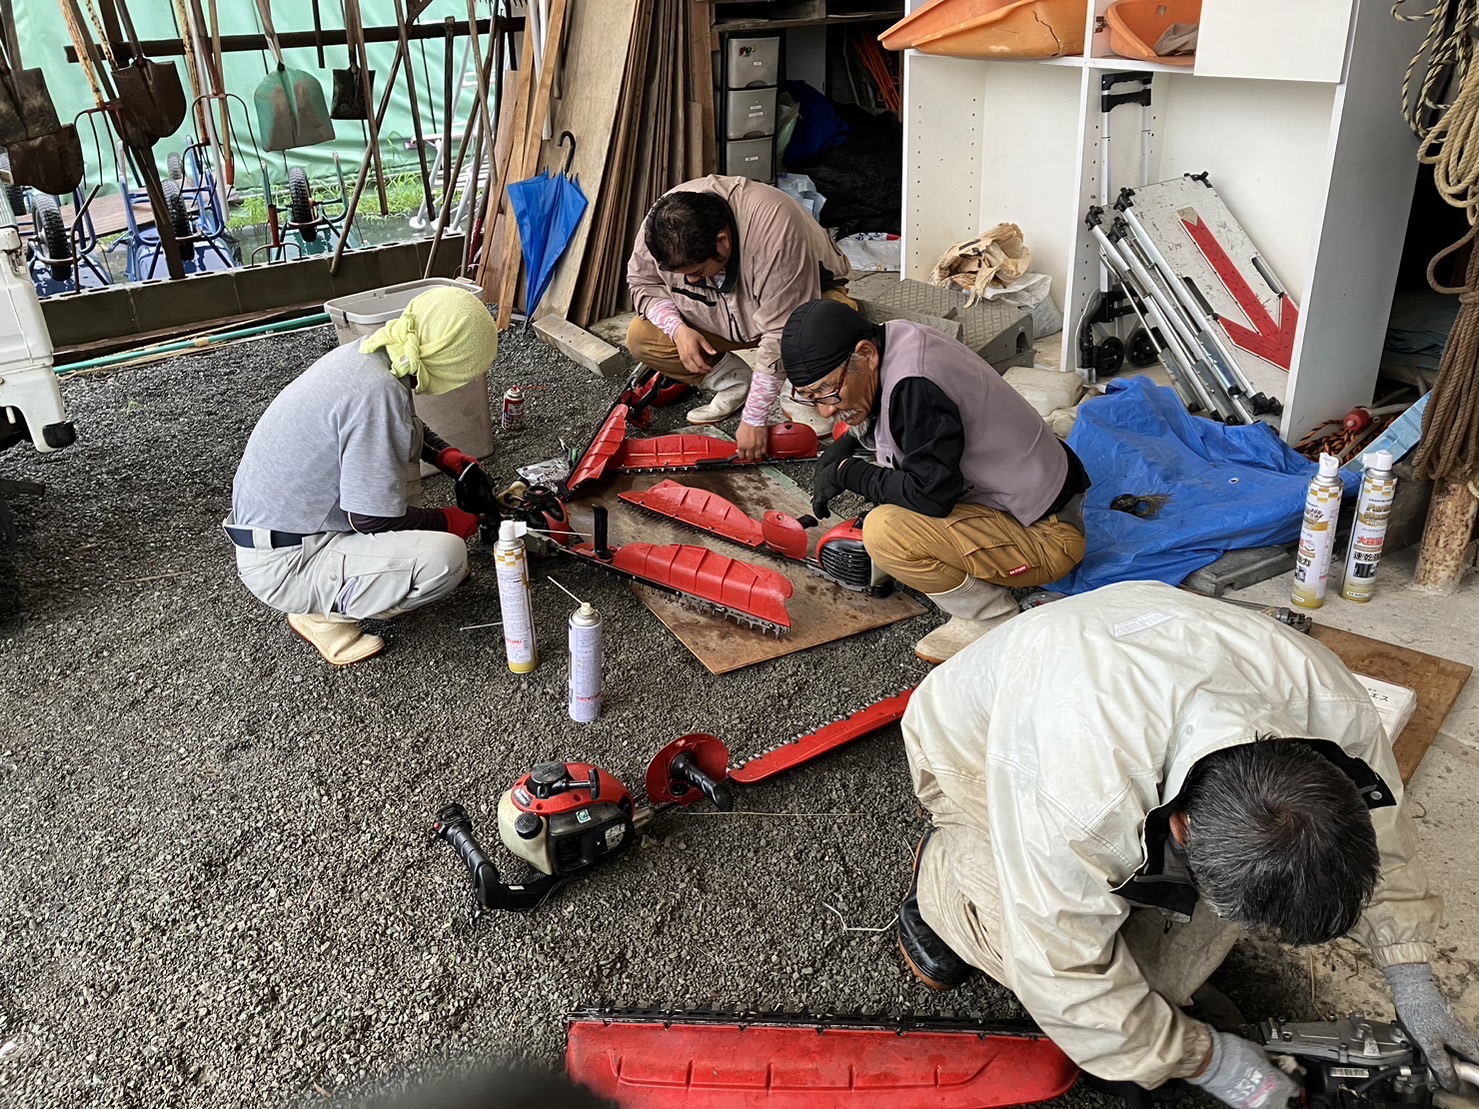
[566,1010,1080,1108]
[565,404,820,494]
[728,688,914,784]
[565,506,794,634]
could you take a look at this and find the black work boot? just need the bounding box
[898,830,976,991]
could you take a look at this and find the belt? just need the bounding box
[225,525,311,549]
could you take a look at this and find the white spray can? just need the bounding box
[1291,452,1344,610]
[494,520,538,673]
[550,576,602,723]
[1341,450,1397,604]
[567,601,603,723]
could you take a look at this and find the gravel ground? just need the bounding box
[0,325,1311,1108]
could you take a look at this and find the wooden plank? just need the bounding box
[532,315,627,378]
[572,462,926,675]
[1308,623,1472,783]
[537,0,640,321]
[496,0,571,327]
[475,24,537,299]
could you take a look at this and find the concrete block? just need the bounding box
[132,270,242,334]
[41,285,138,347]
[1183,546,1298,596]
[533,315,627,378]
[235,256,335,313]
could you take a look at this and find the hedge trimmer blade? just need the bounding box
[620,480,813,562]
[728,687,916,783]
[613,422,819,473]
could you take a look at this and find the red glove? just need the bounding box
[436,447,480,478]
[441,506,480,540]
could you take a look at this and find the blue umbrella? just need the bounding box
[508,131,588,317]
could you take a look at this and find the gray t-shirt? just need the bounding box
[231,343,423,534]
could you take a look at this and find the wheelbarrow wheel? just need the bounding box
[288,167,318,241]
[160,180,193,265]
[0,152,26,222]
[167,152,184,183]
[32,195,72,283]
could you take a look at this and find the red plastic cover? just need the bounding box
[567,1018,1079,1107]
[644,733,732,806]
[567,404,630,492]
[612,423,820,473]
[619,481,766,549]
[759,511,809,560]
[612,542,793,630]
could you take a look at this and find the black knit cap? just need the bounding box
[780,298,883,386]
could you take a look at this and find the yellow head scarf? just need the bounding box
[359,287,500,396]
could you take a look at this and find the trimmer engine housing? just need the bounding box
[497,761,635,878]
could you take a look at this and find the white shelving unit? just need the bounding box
[899,0,1426,441]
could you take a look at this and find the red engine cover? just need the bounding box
[567,1018,1079,1107]
[509,762,631,817]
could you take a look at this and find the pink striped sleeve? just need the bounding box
[646,300,685,338]
[740,367,784,427]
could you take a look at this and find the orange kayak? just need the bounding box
[879,0,1088,58]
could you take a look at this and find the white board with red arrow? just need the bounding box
[1116,174,1298,414]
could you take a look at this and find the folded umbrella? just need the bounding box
[506,131,587,318]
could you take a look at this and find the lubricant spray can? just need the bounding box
[501,384,526,432]
[567,601,603,723]
[494,520,538,673]
[1291,453,1344,610]
[1341,450,1397,604]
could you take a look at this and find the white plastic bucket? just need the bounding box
[324,278,497,473]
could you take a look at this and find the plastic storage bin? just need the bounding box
[725,88,778,140]
[324,277,497,472]
[725,36,781,88]
[724,137,775,183]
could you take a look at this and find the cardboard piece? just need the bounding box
[569,463,925,675]
[1309,623,1472,783]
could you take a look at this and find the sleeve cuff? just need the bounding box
[1370,941,1438,970]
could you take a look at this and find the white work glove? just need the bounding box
[1386,963,1479,1090]
[1188,1028,1301,1109]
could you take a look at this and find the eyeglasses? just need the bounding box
[790,357,850,408]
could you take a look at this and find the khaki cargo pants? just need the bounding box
[624,287,858,386]
[907,744,1236,1077]
[862,500,1085,594]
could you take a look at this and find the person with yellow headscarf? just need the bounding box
[224,287,500,665]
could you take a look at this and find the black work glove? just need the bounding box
[812,433,861,518]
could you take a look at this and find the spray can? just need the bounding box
[567,602,603,723]
[501,384,526,432]
[494,520,538,673]
[1291,452,1344,610]
[1340,450,1397,603]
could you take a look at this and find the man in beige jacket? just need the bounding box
[901,582,1478,1108]
[626,175,853,460]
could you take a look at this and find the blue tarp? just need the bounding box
[1051,377,1361,595]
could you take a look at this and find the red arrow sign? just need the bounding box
[1180,213,1298,371]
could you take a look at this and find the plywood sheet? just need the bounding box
[568,461,925,675]
[1309,624,1472,783]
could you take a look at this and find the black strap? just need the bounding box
[224,525,310,548]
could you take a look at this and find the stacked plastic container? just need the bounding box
[722,36,781,183]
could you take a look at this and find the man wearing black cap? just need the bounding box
[781,298,1089,662]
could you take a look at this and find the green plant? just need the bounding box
[226,170,452,230]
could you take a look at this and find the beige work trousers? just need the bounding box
[908,749,1237,1076]
[624,287,858,386]
[863,501,1085,594]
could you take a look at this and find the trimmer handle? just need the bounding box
[670,753,734,812]
[434,802,500,900]
[433,802,560,913]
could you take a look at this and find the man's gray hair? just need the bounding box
[1181,738,1380,947]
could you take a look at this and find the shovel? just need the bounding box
[330,0,371,120]
[109,0,187,145]
[0,2,82,193]
[252,0,334,151]
[0,1,60,142]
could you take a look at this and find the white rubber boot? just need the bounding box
[287,613,386,666]
[914,578,1019,664]
[778,394,840,436]
[686,353,752,425]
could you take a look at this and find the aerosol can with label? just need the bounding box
[1341,450,1397,604]
[550,576,603,723]
[1291,453,1344,610]
[494,520,538,673]
[501,384,526,432]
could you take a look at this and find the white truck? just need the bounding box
[1,190,74,539]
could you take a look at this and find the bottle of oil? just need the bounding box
[1291,453,1344,610]
[1340,450,1397,603]
[494,521,538,673]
